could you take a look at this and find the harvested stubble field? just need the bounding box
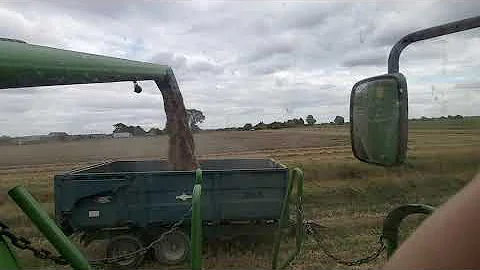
[1,119,479,269]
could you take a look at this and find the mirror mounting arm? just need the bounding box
[388,16,480,74]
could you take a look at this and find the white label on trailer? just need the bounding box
[88,210,100,218]
[176,192,192,201]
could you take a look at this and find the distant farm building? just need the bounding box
[48,132,69,140]
[88,134,108,139]
[48,132,68,137]
[113,132,132,138]
[16,135,47,145]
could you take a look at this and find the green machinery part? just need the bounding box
[0,235,22,270]
[0,39,172,89]
[8,186,92,270]
[382,204,435,257]
[272,167,305,269]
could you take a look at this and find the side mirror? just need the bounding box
[350,73,408,166]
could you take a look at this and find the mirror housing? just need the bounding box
[350,73,408,166]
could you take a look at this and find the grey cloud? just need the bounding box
[189,61,224,76]
[151,52,224,81]
[0,102,29,114]
[0,87,42,95]
[245,42,294,63]
[284,10,327,30]
[370,1,480,48]
[4,1,191,23]
[192,81,346,115]
[430,0,480,24]
[342,54,386,67]
[279,2,347,30]
[151,52,187,71]
[276,87,348,109]
[371,22,421,47]
[455,82,480,90]
[275,77,288,88]
[248,56,293,75]
[76,96,164,111]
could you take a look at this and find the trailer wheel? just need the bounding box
[105,234,145,269]
[153,229,190,265]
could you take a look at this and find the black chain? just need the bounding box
[304,220,386,266]
[0,221,69,265]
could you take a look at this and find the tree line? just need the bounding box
[217,115,345,131]
[411,115,464,121]
[113,109,206,136]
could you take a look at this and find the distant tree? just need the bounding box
[132,126,146,136]
[0,136,11,145]
[243,123,253,130]
[298,117,305,125]
[285,119,295,127]
[284,117,304,127]
[148,127,164,136]
[186,109,206,131]
[334,115,345,125]
[254,122,267,130]
[268,121,284,129]
[113,123,148,136]
[306,115,316,126]
[48,132,69,141]
[454,115,464,119]
[113,123,128,133]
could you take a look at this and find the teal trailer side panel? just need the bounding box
[54,159,288,233]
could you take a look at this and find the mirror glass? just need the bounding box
[351,74,407,166]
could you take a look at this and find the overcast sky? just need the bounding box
[1,0,480,136]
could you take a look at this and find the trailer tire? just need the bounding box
[105,234,145,270]
[153,229,190,265]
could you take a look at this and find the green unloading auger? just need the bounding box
[0,38,172,89]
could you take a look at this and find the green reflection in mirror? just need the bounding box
[350,73,407,166]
